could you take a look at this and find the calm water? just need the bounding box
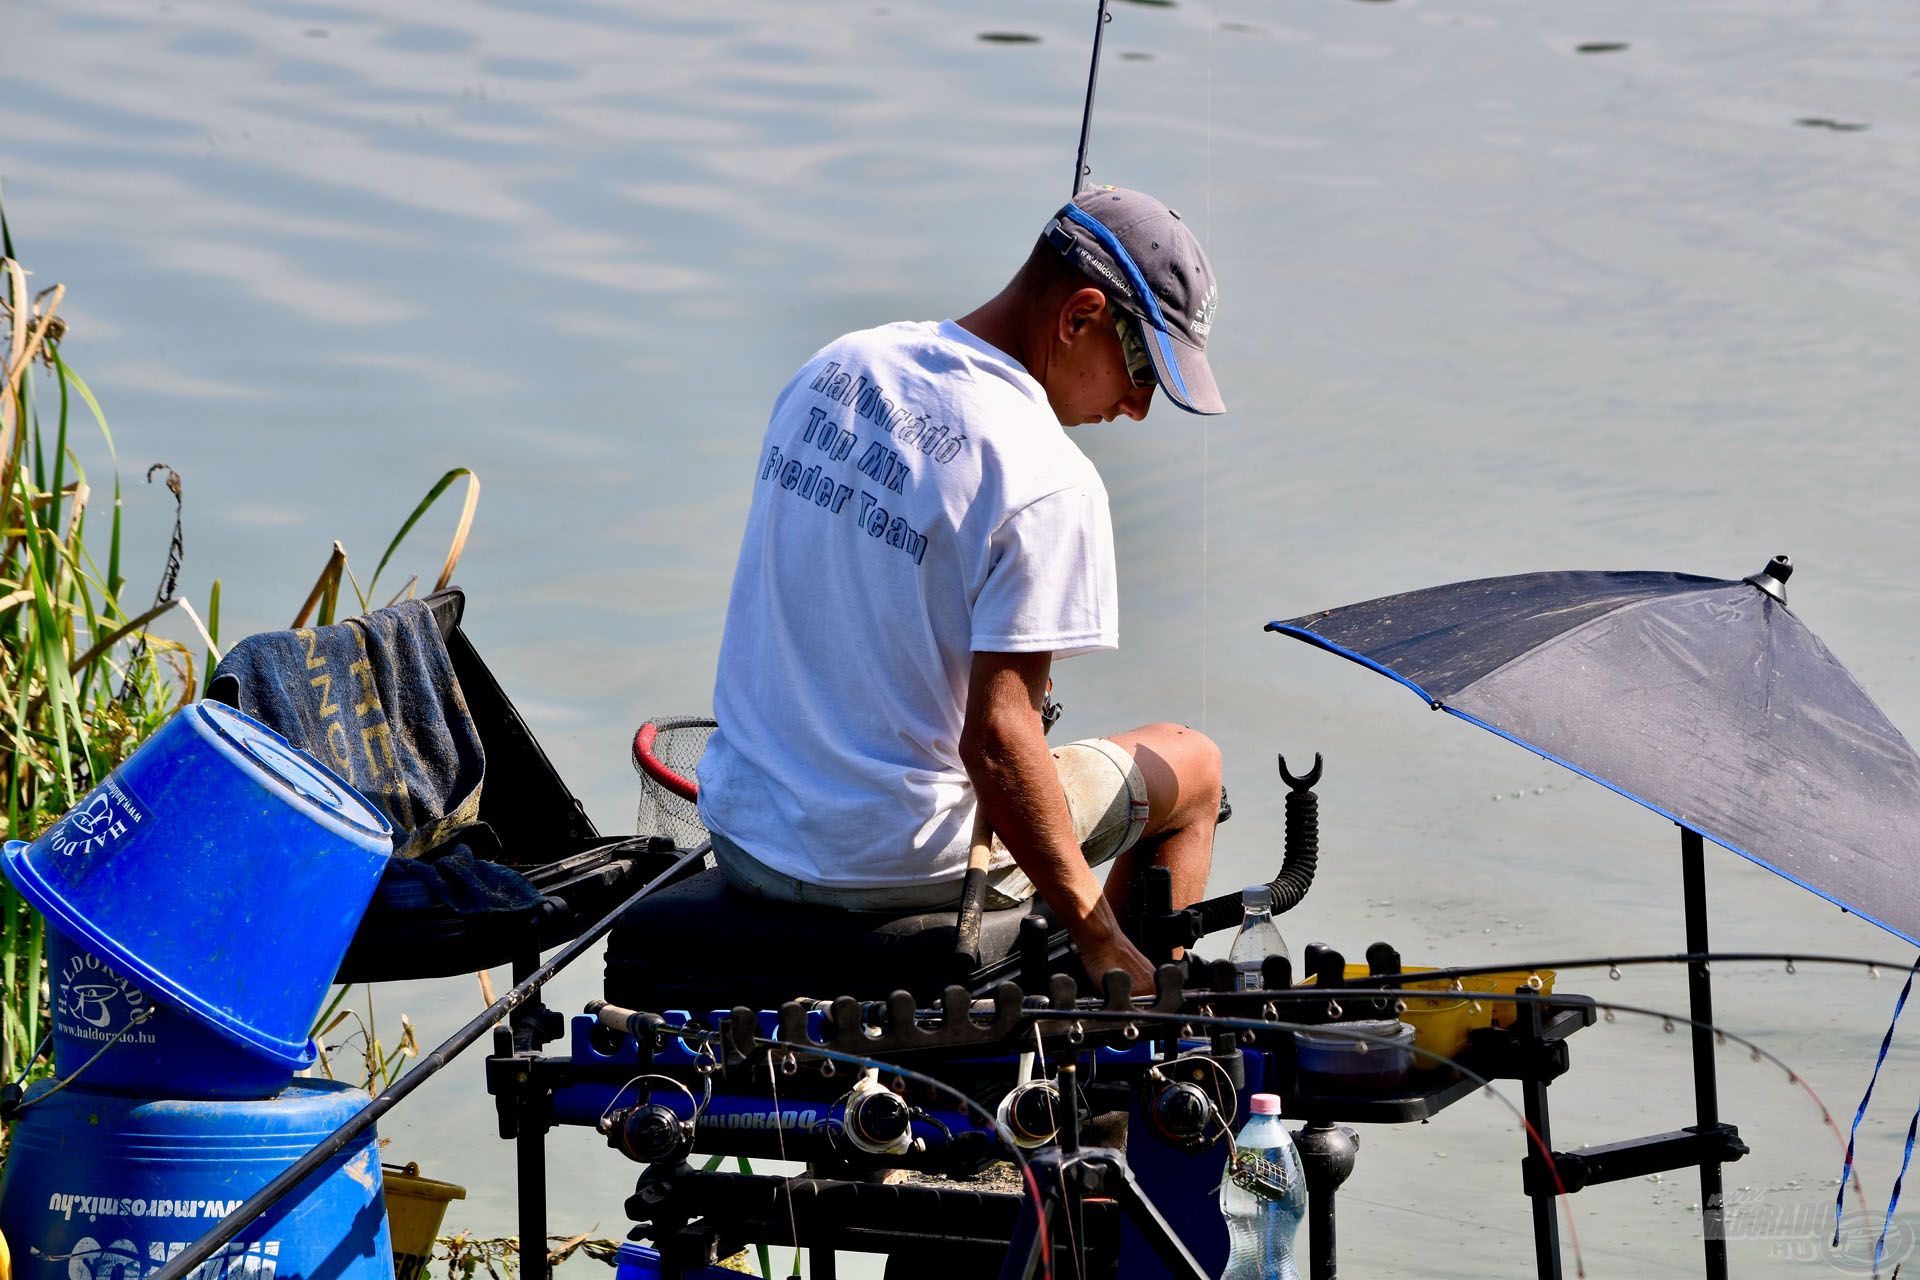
[8,0,1920,1274]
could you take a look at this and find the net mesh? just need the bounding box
[633,716,716,850]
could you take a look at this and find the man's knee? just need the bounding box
[1109,723,1222,827]
[1131,722,1220,779]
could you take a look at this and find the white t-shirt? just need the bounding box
[697,320,1119,888]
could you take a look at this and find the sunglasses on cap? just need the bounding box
[1050,203,1189,402]
[1113,310,1156,389]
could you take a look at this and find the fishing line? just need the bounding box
[6,1030,51,1089]
[11,1007,153,1112]
[1056,978,1880,1258]
[1278,980,1875,1223]
[597,1072,706,1127]
[745,1015,1572,1272]
[1169,958,1878,1212]
[1323,949,1912,988]
[765,1049,803,1277]
[650,951,1877,1274]
[1058,1065,1088,1280]
[754,1037,1056,1280]
[1195,0,1214,734]
[1045,1004,1590,1276]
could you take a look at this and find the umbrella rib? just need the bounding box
[1264,623,1442,708]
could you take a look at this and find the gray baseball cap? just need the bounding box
[1044,186,1224,415]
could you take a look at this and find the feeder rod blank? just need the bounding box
[145,843,710,1280]
[1072,0,1113,197]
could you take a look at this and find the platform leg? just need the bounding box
[512,947,550,1280]
[1294,1121,1358,1280]
[1682,828,1730,1280]
[1517,994,1563,1280]
[1098,1152,1211,1278]
[998,1182,1060,1280]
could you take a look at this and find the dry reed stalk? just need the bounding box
[0,273,66,497]
[434,471,480,592]
[292,540,348,627]
[64,595,181,675]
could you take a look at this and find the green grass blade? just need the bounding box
[20,902,41,1068]
[204,576,222,681]
[49,346,69,516]
[58,362,114,457]
[107,471,123,603]
[368,468,472,603]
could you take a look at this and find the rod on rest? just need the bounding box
[144,843,710,1280]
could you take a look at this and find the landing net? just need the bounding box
[632,716,715,851]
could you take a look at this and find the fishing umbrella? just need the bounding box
[1270,555,1920,947]
[1267,555,1920,1280]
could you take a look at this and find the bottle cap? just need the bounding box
[1241,885,1271,909]
[1248,1093,1282,1116]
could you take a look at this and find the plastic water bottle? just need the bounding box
[1228,885,1289,991]
[1221,1092,1307,1279]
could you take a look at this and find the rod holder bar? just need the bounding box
[1522,1124,1748,1196]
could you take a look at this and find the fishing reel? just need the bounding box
[996,1078,1063,1149]
[841,1069,917,1156]
[1144,1054,1236,1153]
[600,1075,701,1166]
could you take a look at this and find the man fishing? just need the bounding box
[698,186,1225,993]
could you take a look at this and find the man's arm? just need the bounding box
[958,650,1155,993]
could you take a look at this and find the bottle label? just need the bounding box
[1228,1149,1293,1200]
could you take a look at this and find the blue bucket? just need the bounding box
[47,925,317,1099]
[3,700,393,1078]
[614,1241,738,1280]
[0,1077,392,1280]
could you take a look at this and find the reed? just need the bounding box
[0,208,211,1092]
[0,198,479,1105]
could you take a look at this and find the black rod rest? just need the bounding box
[1146,751,1325,957]
[1269,752,1323,914]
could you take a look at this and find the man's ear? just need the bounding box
[1058,286,1109,342]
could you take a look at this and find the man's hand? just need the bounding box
[1075,924,1157,996]
[961,650,1156,995]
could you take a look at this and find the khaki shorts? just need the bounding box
[713,737,1152,911]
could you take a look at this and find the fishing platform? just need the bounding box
[0,588,1765,1280]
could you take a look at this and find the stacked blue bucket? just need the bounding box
[0,701,399,1280]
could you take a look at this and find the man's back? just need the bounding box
[700,187,1225,992]
[698,319,1118,888]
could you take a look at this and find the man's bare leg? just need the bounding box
[1098,722,1222,933]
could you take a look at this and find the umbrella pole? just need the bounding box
[1681,827,1731,1279]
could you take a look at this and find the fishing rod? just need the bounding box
[632,1007,1588,1279]
[1273,950,1918,990]
[143,843,710,1280]
[1071,0,1113,197]
[645,976,1888,1280]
